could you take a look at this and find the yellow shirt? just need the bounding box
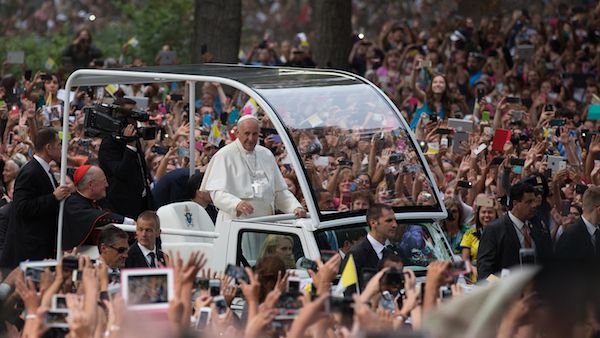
[460,226,480,262]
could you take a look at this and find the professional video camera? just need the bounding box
[83,104,157,141]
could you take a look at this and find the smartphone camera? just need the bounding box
[209,279,221,297]
[213,295,228,317]
[457,180,472,189]
[62,256,79,272]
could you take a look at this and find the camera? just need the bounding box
[380,267,404,287]
[389,153,405,165]
[304,143,322,156]
[83,104,157,141]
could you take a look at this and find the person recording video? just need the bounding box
[98,97,155,219]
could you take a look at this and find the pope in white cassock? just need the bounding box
[200,115,306,224]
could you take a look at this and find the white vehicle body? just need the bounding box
[59,64,452,275]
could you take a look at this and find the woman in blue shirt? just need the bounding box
[409,55,452,129]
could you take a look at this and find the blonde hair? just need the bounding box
[258,235,293,262]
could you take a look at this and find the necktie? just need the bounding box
[148,252,156,268]
[594,228,600,257]
[49,169,58,188]
[521,222,532,249]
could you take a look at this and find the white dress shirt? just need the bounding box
[367,233,386,260]
[33,155,55,187]
[137,242,157,267]
[581,215,599,249]
[508,212,535,249]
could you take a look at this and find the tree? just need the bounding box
[192,0,241,63]
[311,0,352,69]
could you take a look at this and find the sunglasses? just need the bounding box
[109,245,128,254]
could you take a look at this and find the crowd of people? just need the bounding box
[0,0,599,337]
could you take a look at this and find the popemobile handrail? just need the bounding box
[112,224,220,238]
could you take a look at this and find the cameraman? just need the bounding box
[98,98,154,219]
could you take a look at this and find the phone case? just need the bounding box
[492,129,512,152]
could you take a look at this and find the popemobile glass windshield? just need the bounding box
[252,71,442,221]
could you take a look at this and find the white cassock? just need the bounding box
[200,139,302,224]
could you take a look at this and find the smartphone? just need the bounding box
[448,260,470,276]
[448,118,476,133]
[41,74,53,81]
[492,128,512,152]
[196,307,211,330]
[476,195,495,208]
[271,135,282,144]
[24,70,32,82]
[209,279,221,297]
[224,264,249,284]
[481,111,490,123]
[170,94,183,101]
[457,180,472,189]
[7,132,13,146]
[213,295,228,318]
[421,60,432,68]
[549,119,566,127]
[452,131,469,152]
[287,276,301,294]
[477,88,485,100]
[544,103,555,112]
[402,164,421,173]
[194,278,209,290]
[506,96,522,105]
[439,286,453,300]
[338,159,353,166]
[575,184,589,194]
[176,147,190,157]
[510,158,525,166]
[299,258,318,271]
[473,143,487,156]
[45,310,69,329]
[62,256,79,271]
[490,156,505,165]
[436,128,453,135]
[511,110,524,122]
[51,294,67,310]
[151,144,169,155]
[519,248,536,265]
[547,155,566,174]
[560,200,571,217]
[276,292,303,319]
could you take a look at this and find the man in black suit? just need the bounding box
[0,128,72,268]
[477,183,554,281]
[125,210,166,268]
[98,98,153,219]
[345,204,397,291]
[556,186,600,261]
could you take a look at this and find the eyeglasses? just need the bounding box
[108,245,128,254]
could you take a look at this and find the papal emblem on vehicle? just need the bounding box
[184,205,193,227]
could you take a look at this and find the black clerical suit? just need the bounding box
[62,192,125,250]
[555,217,600,261]
[99,136,154,219]
[477,214,553,281]
[125,241,166,268]
[0,158,60,268]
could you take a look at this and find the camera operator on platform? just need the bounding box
[98,97,154,219]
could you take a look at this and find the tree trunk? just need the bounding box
[312,0,352,69]
[192,0,241,64]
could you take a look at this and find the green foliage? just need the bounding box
[0,0,193,74]
[113,0,194,64]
